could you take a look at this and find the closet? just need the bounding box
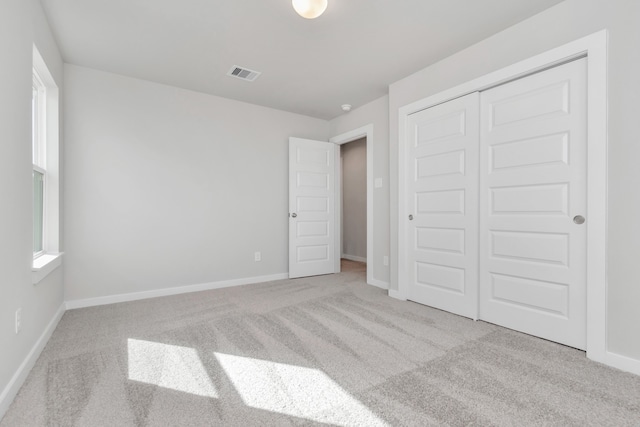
[405,58,587,350]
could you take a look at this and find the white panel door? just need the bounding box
[479,58,587,349]
[289,138,336,279]
[406,93,479,319]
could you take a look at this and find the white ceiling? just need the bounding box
[41,0,564,120]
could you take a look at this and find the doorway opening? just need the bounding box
[288,126,377,285]
[330,124,375,287]
[340,137,367,270]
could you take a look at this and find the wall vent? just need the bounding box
[227,65,261,82]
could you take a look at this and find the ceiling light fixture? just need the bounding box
[292,0,328,19]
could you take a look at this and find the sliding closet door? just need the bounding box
[479,59,587,349]
[405,93,479,319]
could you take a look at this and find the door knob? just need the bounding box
[408,214,414,221]
[291,213,297,218]
[573,215,585,224]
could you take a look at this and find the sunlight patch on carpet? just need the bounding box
[214,352,388,426]
[127,339,218,398]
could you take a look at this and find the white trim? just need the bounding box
[369,278,390,290]
[32,164,46,175]
[330,124,374,286]
[0,303,65,421]
[388,289,407,301]
[65,273,289,310]
[603,351,640,376]
[583,32,608,364]
[32,252,63,284]
[397,30,609,363]
[342,254,367,263]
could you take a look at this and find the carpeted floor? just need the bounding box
[2,260,640,426]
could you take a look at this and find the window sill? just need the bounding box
[32,252,63,284]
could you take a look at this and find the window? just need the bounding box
[31,46,62,283]
[32,70,46,256]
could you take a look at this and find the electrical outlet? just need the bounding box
[254,251,261,262]
[383,256,389,266]
[15,308,22,334]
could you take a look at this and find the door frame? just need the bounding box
[330,124,377,288]
[397,31,608,364]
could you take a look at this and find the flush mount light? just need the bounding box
[292,0,328,19]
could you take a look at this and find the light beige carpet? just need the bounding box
[2,260,639,426]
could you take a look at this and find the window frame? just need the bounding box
[32,69,47,259]
[31,46,62,284]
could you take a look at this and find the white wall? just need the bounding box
[388,0,640,361]
[330,96,390,285]
[63,65,329,302]
[0,0,65,417]
[341,138,367,260]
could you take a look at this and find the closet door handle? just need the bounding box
[408,214,414,221]
[573,215,585,224]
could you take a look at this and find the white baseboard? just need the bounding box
[603,350,640,376]
[341,254,367,263]
[368,278,389,290]
[0,303,65,421]
[65,273,289,310]
[388,289,407,301]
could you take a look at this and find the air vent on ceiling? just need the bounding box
[227,65,261,82]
